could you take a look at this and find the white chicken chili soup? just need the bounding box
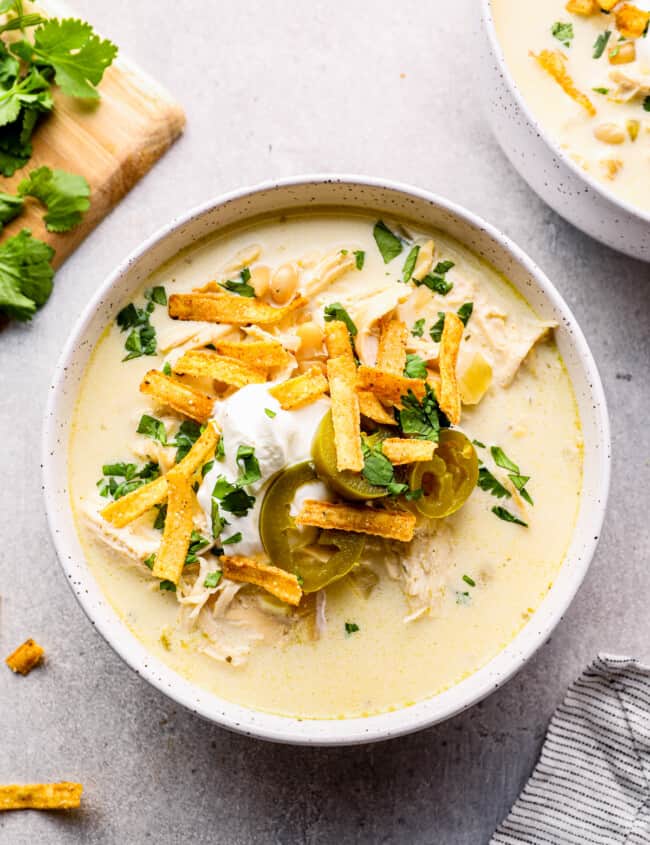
[492,0,650,213]
[69,211,583,719]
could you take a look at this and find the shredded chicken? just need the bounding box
[84,505,158,564]
[608,70,650,104]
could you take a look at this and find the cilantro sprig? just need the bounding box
[373,220,403,264]
[0,228,53,320]
[361,434,407,496]
[97,460,160,500]
[397,384,448,443]
[116,287,166,361]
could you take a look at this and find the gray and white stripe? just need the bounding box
[492,654,650,845]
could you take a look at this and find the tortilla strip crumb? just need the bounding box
[101,422,219,528]
[358,390,397,425]
[173,350,267,387]
[376,318,408,376]
[268,366,329,410]
[0,782,82,811]
[324,320,353,359]
[140,370,215,423]
[439,312,463,426]
[615,4,650,38]
[168,292,307,326]
[151,468,195,585]
[327,356,363,472]
[357,365,426,407]
[220,556,302,606]
[532,50,596,117]
[295,500,416,542]
[212,340,290,368]
[5,639,44,675]
[381,438,435,465]
[599,0,619,10]
[565,0,598,14]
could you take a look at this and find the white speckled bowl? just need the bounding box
[481,0,650,262]
[43,175,610,745]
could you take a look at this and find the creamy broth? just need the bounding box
[69,212,582,719]
[492,0,650,213]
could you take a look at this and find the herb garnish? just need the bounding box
[457,301,474,326]
[137,413,167,445]
[203,570,222,589]
[153,504,167,530]
[220,268,255,297]
[0,228,54,320]
[551,21,574,48]
[324,302,357,336]
[172,420,202,462]
[397,385,448,443]
[17,166,90,232]
[236,444,261,486]
[644,95,650,112]
[403,353,427,379]
[491,506,528,527]
[402,245,419,283]
[97,460,160,500]
[472,439,486,449]
[477,467,511,500]
[222,532,242,546]
[159,579,176,592]
[264,407,277,419]
[592,87,609,95]
[373,220,403,264]
[212,476,256,518]
[416,260,455,295]
[491,446,533,505]
[116,287,166,361]
[462,574,476,587]
[185,530,210,564]
[353,249,365,270]
[162,361,172,376]
[592,30,611,59]
[345,622,360,635]
[361,435,407,496]
[411,318,425,338]
[429,312,446,343]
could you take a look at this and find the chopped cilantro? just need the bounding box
[397,384,447,442]
[159,579,176,592]
[203,570,222,589]
[492,506,528,527]
[491,446,533,505]
[222,532,242,545]
[433,260,455,275]
[136,413,167,445]
[143,553,155,570]
[373,220,403,264]
[405,487,423,501]
[185,530,210,564]
[462,574,476,587]
[116,289,166,361]
[215,436,225,461]
[457,302,474,326]
[592,87,609,95]
[418,273,453,295]
[17,166,90,232]
[344,622,360,635]
[264,407,277,419]
[97,460,159,500]
[153,504,167,531]
[323,302,357,336]
[220,268,255,297]
[429,312,446,343]
[353,249,365,270]
[402,245,419,282]
[644,95,650,112]
[477,467,511,500]
[403,353,427,379]
[361,434,408,495]
[551,21,574,48]
[411,318,425,338]
[236,444,261,486]
[162,361,172,376]
[472,439,485,449]
[145,285,167,306]
[592,30,611,59]
[212,476,255,517]
[170,420,202,462]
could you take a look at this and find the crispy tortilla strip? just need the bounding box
[381,438,435,465]
[533,50,596,116]
[220,556,302,606]
[173,349,266,387]
[324,320,353,359]
[357,365,426,407]
[101,423,219,528]
[327,356,363,472]
[599,0,618,10]
[565,0,598,14]
[358,390,397,425]
[0,783,83,811]
[5,639,44,675]
[439,312,463,426]
[212,340,290,368]
[168,292,307,325]
[615,4,650,38]
[296,500,416,542]
[140,370,214,423]
[268,366,329,410]
[376,318,408,376]
[151,468,195,585]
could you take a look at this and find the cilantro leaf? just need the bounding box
[97,460,160,500]
[397,385,446,442]
[222,532,242,546]
[593,30,611,59]
[171,420,202,462]
[353,249,365,270]
[264,407,276,419]
[477,467,511,500]
[153,504,167,531]
[0,191,23,227]
[20,18,117,99]
[17,166,90,232]
[0,228,54,321]
[404,353,427,379]
[0,66,52,128]
[373,220,403,264]
[323,302,357,336]
[411,318,425,338]
[418,273,453,295]
[462,574,476,587]
[236,444,261,486]
[457,302,474,326]
[490,446,519,474]
[116,294,162,361]
[551,21,574,48]
[136,414,167,445]
[344,622,359,635]
[185,530,210,564]
[145,285,167,306]
[212,476,255,517]
[402,245,419,283]
[429,312,445,343]
[362,444,395,487]
[491,506,528,527]
[219,268,255,298]
[159,579,176,592]
[203,570,222,589]
[644,95,650,112]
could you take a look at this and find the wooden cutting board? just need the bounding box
[1,4,185,267]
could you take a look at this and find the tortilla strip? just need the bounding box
[327,355,363,472]
[0,783,83,811]
[173,349,266,387]
[358,390,397,425]
[615,4,650,38]
[565,0,598,14]
[357,365,426,407]
[168,292,307,326]
[212,340,290,368]
[5,639,44,675]
[268,366,329,410]
[376,318,407,376]
[324,320,353,359]
[439,312,463,426]
[599,0,618,10]
[381,438,435,465]
[295,500,416,543]
[151,469,195,585]
[220,556,302,606]
[532,50,596,117]
[140,370,214,423]
[101,422,219,528]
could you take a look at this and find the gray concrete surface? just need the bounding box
[1,1,648,843]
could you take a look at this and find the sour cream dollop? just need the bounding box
[197,384,330,557]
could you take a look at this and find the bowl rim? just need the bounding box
[480,0,650,226]
[42,173,611,745]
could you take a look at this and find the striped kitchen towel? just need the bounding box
[492,654,650,845]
